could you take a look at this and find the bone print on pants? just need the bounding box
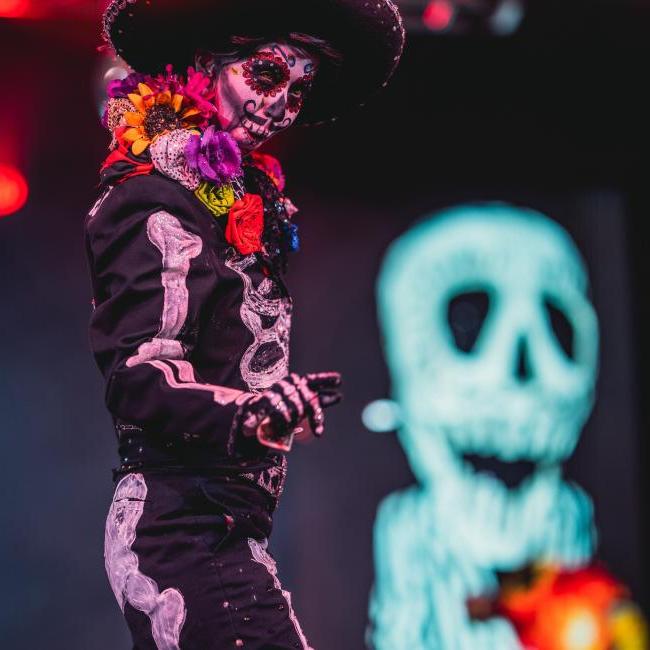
[105,473,187,649]
[104,471,311,649]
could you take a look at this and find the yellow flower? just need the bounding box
[610,604,649,650]
[195,181,236,218]
[121,83,203,156]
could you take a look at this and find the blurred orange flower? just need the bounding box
[498,565,644,650]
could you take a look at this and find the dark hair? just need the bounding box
[195,32,343,74]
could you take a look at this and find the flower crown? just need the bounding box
[102,66,299,263]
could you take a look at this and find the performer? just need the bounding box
[85,1,404,648]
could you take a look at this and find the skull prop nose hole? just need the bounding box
[543,295,575,360]
[447,290,491,354]
[514,337,534,383]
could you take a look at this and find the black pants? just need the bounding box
[104,471,312,649]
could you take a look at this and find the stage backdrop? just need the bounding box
[0,7,647,649]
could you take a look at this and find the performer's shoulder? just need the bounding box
[85,174,201,235]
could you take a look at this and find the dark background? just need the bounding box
[1,1,649,647]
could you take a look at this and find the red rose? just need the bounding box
[225,193,264,255]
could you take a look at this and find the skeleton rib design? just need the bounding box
[225,251,292,391]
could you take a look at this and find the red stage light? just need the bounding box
[423,0,455,31]
[0,165,29,218]
[0,0,30,18]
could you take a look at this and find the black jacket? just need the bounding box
[85,171,291,483]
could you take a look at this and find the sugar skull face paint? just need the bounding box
[213,43,317,153]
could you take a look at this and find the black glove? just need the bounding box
[237,372,342,451]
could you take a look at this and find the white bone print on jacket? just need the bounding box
[127,211,203,368]
[105,473,187,650]
[225,251,292,391]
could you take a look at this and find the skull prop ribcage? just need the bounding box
[369,205,599,650]
[225,251,292,392]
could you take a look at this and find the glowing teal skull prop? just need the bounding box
[369,205,599,649]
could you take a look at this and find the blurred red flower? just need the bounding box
[498,565,633,650]
[250,152,285,192]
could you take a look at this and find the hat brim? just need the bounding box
[104,0,405,126]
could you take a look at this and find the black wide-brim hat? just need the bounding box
[103,0,405,126]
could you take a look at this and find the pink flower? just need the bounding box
[185,67,218,121]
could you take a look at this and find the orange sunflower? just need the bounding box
[121,83,203,156]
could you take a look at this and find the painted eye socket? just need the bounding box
[287,74,315,114]
[242,51,290,97]
[446,290,492,354]
[543,295,575,360]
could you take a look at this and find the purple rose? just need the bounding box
[185,126,242,185]
[107,72,150,98]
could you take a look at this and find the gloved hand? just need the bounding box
[237,372,342,452]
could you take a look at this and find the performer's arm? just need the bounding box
[86,188,247,454]
[85,182,342,453]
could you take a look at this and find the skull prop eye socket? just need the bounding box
[446,289,492,354]
[543,294,576,361]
